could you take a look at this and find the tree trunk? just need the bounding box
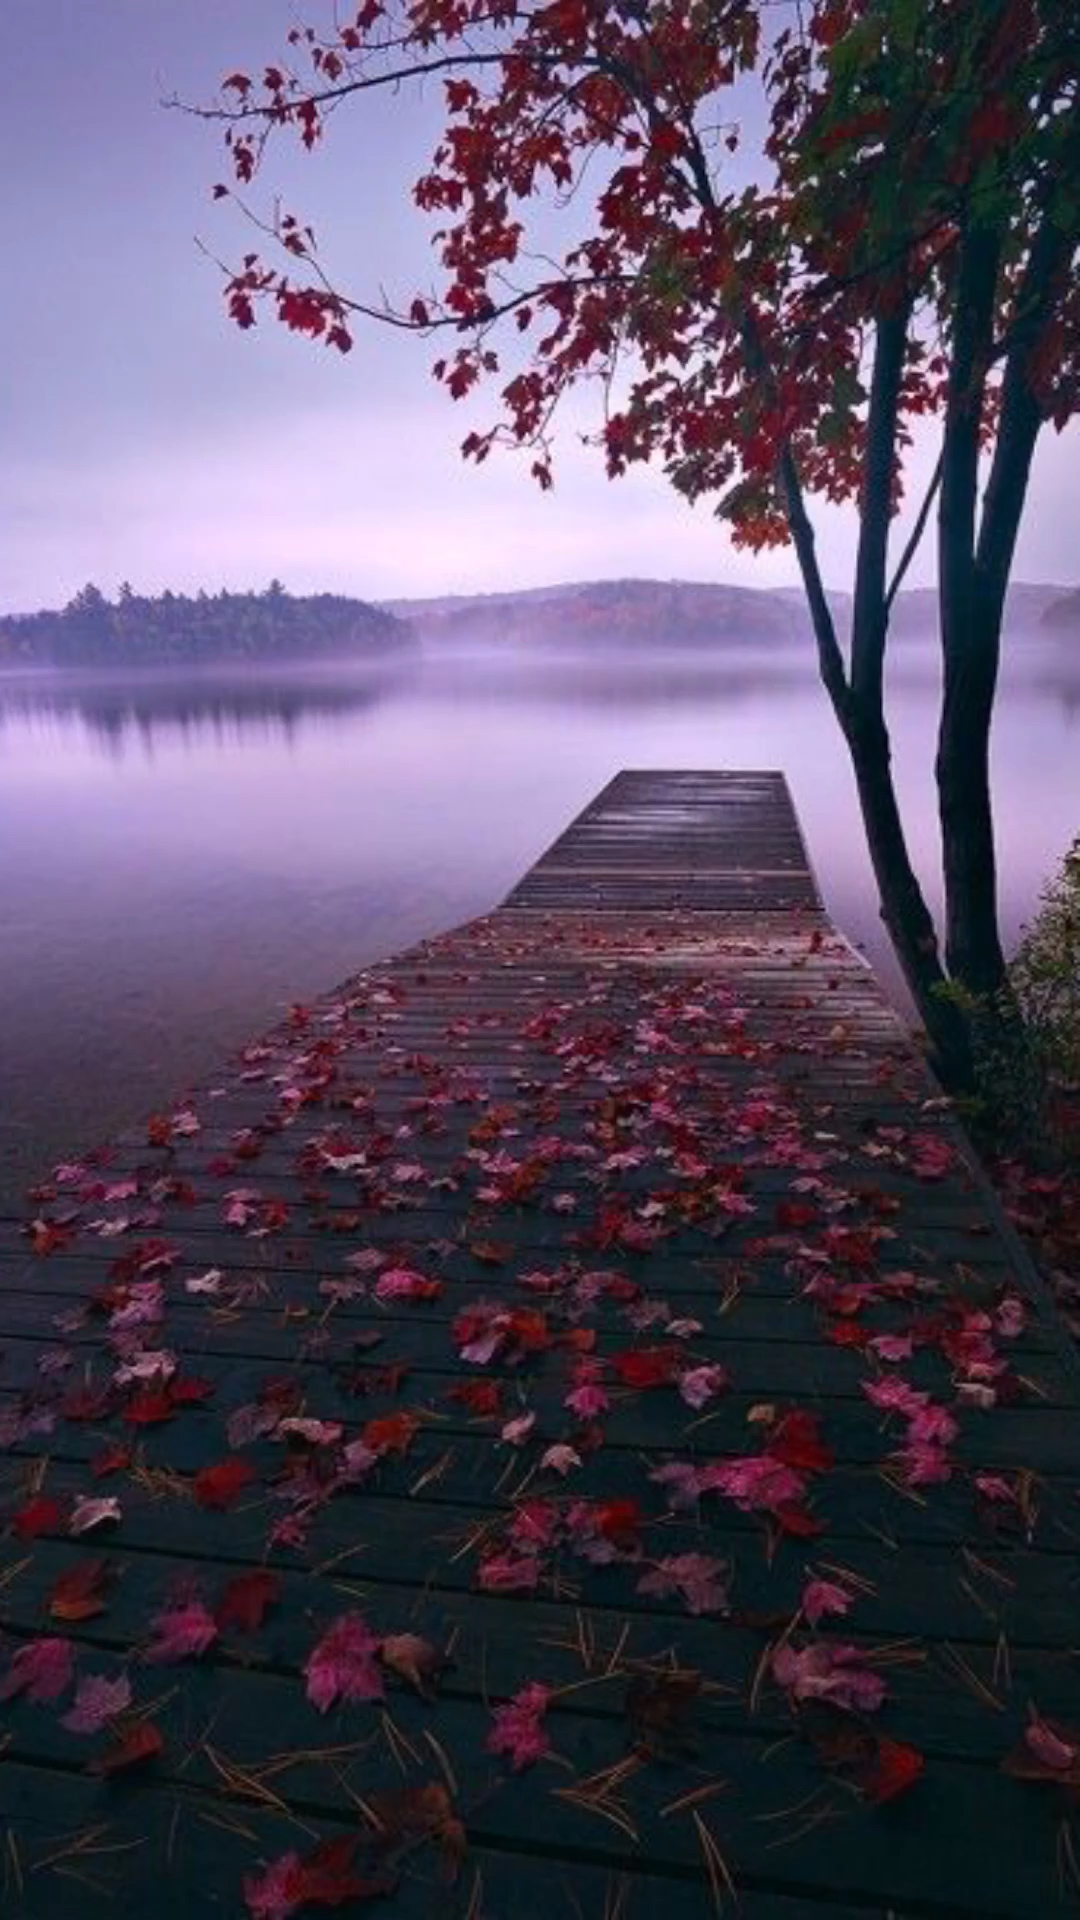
[935,585,1006,995]
[934,219,1008,1000]
[846,702,973,1086]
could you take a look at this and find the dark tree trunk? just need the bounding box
[935,585,1006,994]
[934,220,1008,999]
[846,702,973,1085]
[777,384,973,1087]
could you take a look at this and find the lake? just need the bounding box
[2,637,1078,1207]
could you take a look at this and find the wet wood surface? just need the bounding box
[2,769,1079,1919]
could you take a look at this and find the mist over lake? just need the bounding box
[2,631,1078,1206]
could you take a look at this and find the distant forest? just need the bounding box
[0,582,409,667]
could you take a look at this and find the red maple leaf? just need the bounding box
[49,1557,112,1622]
[449,1380,503,1417]
[361,1412,420,1456]
[769,1411,834,1473]
[169,1375,214,1407]
[91,1445,132,1478]
[123,1388,176,1427]
[860,1735,925,1803]
[594,1497,642,1546]
[91,1720,165,1776]
[610,1345,680,1390]
[194,1459,257,1511]
[10,1495,64,1541]
[216,1569,282,1633]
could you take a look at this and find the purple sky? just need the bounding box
[1,0,1076,614]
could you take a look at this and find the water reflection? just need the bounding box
[2,632,1078,760]
[0,660,410,757]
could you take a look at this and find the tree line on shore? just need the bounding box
[0,581,408,666]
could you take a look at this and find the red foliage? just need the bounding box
[194,1459,258,1511]
[217,1570,283,1634]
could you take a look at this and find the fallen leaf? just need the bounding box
[626,1667,701,1759]
[194,1459,257,1510]
[379,1633,452,1699]
[244,1838,394,1918]
[10,1495,64,1541]
[50,1557,112,1622]
[216,1570,282,1635]
[70,1496,122,1535]
[91,1719,164,1776]
[305,1614,384,1712]
[143,1599,219,1664]
[0,1637,75,1704]
[487,1681,551,1771]
[62,1673,133,1734]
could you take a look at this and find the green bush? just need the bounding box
[1011,835,1080,1091]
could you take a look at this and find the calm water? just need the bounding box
[2,640,1078,1206]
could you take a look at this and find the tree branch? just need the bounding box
[975,213,1075,624]
[851,300,911,711]
[885,449,942,612]
[777,446,850,725]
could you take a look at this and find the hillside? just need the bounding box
[387,576,1071,648]
[0,583,410,668]
[386,578,802,646]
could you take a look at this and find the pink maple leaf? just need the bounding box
[373,1265,441,1303]
[143,1600,219,1664]
[773,1641,886,1714]
[973,1472,1016,1503]
[861,1376,928,1416]
[907,1403,958,1447]
[702,1455,808,1512]
[69,1496,122,1535]
[223,1189,260,1227]
[893,1441,953,1487]
[304,1614,383,1712]
[61,1672,133,1733]
[650,1460,705,1510]
[801,1578,853,1627]
[564,1383,609,1418]
[678,1364,729,1411]
[478,1552,541,1595]
[637,1553,729,1615]
[244,1854,303,1920]
[0,1637,75,1704]
[910,1134,954,1179]
[995,1295,1026,1340]
[869,1334,914,1363]
[501,1412,537,1446]
[486,1681,551,1771]
[1025,1714,1078,1770]
[540,1443,582,1476]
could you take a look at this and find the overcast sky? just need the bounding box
[1,0,1076,614]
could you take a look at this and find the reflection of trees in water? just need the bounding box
[0,664,413,757]
[1,640,1078,755]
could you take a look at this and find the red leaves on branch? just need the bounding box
[202,0,1078,562]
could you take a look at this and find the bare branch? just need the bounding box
[885,450,943,613]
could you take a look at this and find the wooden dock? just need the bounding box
[2,769,1079,1919]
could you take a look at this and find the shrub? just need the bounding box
[1011,835,1080,1092]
